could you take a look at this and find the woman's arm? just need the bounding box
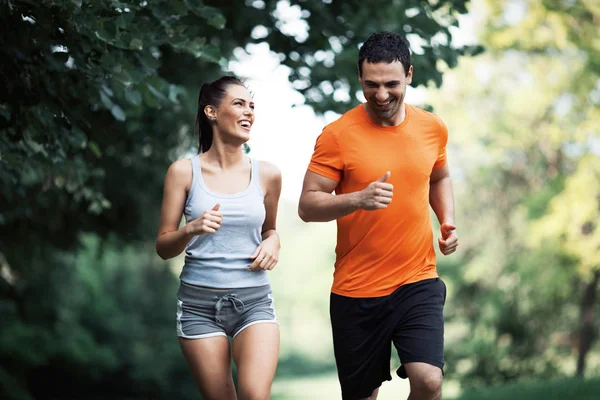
[248,161,282,271]
[155,159,222,260]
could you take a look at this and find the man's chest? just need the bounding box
[340,130,439,187]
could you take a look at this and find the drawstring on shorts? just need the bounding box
[214,294,245,323]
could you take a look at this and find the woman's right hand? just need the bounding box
[185,204,222,235]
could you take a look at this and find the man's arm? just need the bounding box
[429,164,454,225]
[429,164,458,255]
[298,170,393,223]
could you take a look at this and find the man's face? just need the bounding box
[359,60,413,125]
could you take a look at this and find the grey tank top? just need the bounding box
[180,155,269,288]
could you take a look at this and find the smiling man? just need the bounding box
[298,32,458,400]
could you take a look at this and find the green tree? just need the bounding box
[0,1,479,399]
[0,0,480,265]
[429,0,600,387]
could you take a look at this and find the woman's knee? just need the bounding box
[237,385,271,400]
[200,381,237,400]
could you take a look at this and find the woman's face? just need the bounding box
[209,84,255,145]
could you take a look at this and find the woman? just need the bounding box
[156,75,282,400]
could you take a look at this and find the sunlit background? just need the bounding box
[1,0,599,399]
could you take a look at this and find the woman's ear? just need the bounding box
[204,105,217,121]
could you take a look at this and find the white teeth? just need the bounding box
[239,121,251,128]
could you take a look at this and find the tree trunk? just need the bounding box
[576,269,600,377]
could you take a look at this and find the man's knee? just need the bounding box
[411,372,442,398]
[360,387,379,400]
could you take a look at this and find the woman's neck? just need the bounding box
[201,143,246,169]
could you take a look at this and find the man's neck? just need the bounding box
[363,102,407,127]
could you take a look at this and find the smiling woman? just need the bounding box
[155,75,283,400]
[199,79,256,152]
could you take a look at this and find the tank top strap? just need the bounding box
[191,155,202,189]
[250,158,264,198]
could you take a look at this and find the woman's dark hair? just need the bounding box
[358,32,411,77]
[195,75,246,153]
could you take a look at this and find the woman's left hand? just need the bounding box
[248,234,280,271]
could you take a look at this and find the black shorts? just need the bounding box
[330,278,446,400]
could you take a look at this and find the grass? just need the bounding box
[455,377,600,400]
[271,371,412,400]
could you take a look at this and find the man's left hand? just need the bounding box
[438,223,458,255]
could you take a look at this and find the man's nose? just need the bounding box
[375,88,388,102]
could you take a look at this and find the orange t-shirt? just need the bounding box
[308,103,448,298]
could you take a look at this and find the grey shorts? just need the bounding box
[176,281,278,339]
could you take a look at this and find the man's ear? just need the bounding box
[406,65,413,85]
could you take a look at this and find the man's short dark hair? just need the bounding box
[358,32,412,77]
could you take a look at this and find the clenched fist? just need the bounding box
[438,222,458,255]
[185,204,223,235]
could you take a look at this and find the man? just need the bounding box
[298,32,458,400]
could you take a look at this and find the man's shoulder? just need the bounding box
[324,104,365,135]
[407,104,443,121]
[407,104,447,131]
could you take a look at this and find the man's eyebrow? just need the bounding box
[364,80,402,85]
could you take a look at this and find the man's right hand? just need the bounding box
[185,203,223,235]
[356,171,393,210]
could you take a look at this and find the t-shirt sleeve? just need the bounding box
[433,117,448,170]
[307,126,343,181]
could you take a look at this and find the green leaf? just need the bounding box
[24,139,46,156]
[147,84,167,102]
[175,38,221,62]
[184,1,226,28]
[100,84,114,97]
[138,51,159,69]
[168,85,186,104]
[69,127,88,149]
[111,105,126,121]
[115,13,135,29]
[208,14,226,29]
[112,69,136,85]
[129,38,143,50]
[100,91,114,109]
[145,77,168,101]
[198,43,221,63]
[142,87,161,109]
[88,141,102,158]
[125,89,142,106]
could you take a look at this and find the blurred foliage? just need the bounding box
[0,235,195,400]
[455,376,600,400]
[0,1,477,399]
[429,0,600,389]
[5,0,599,398]
[0,0,478,260]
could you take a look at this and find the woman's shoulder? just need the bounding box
[257,160,282,194]
[258,160,281,180]
[166,157,193,188]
